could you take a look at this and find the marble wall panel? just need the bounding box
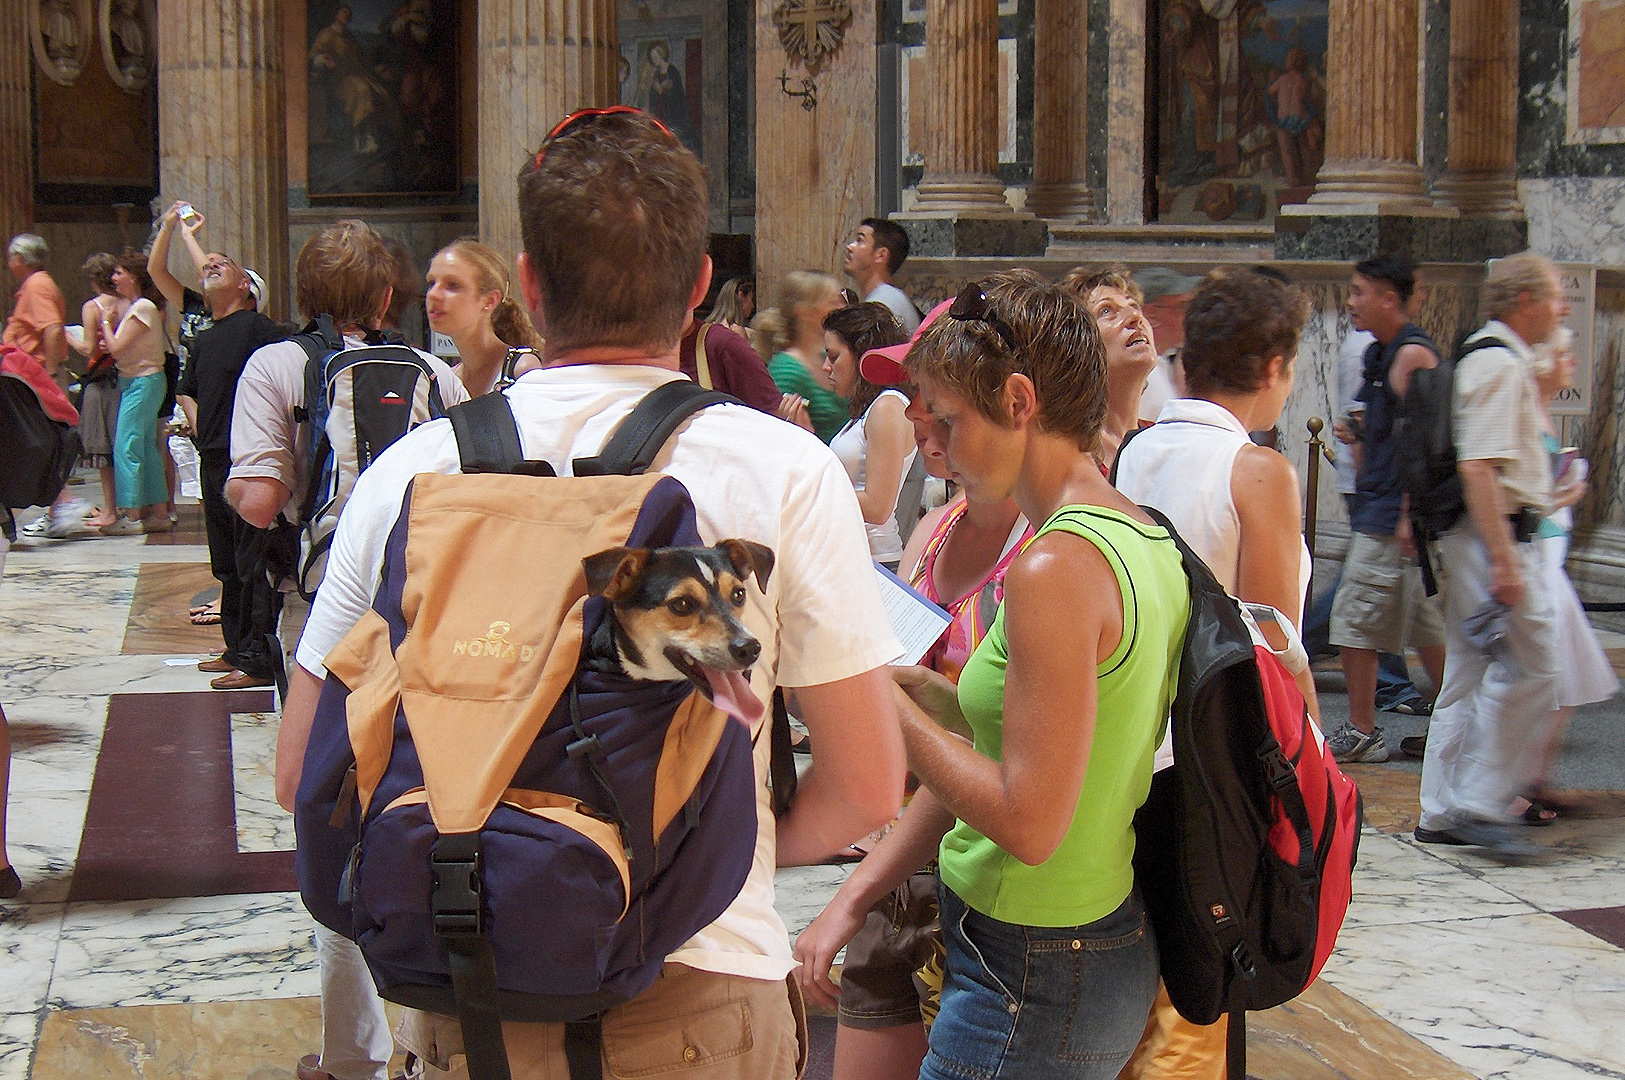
[0,1013,39,1080]
[1522,178,1625,268]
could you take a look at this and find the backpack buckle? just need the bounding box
[431,835,484,937]
[1260,746,1296,792]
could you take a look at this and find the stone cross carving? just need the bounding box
[773,0,852,68]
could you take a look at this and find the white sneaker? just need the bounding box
[45,516,87,539]
[19,516,50,539]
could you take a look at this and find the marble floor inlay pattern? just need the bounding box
[2,500,1624,1079]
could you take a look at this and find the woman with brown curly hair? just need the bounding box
[823,302,915,566]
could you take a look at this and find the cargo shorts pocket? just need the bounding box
[602,999,753,1077]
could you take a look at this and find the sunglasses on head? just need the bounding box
[948,281,1019,353]
[531,106,676,169]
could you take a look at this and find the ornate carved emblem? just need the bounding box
[773,0,853,69]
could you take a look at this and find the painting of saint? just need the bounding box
[1156,0,1327,224]
[633,38,701,154]
[307,0,458,197]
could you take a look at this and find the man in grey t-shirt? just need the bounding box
[842,217,920,334]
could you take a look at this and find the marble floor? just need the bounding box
[2,488,1624,1080]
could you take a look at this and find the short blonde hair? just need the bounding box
[753,270,840,356]
[1482,251,1556,322]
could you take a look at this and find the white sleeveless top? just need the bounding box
[1114,397,1311,619]
[829,389,918,562]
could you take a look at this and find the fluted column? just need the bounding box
[0,0,33,244]
[157,0,289,319]
[478,0,619,266]
[1026,0,1092,221]
[1306,0,1432,208]
[914,0,1012,214]
[1434,0,1522,216]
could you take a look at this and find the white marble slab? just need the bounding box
[1324,911,1625,1080]
[0,655,222,700]
[773,863,852,939]
[230,711,295,854]
[1395,817,1625,915]
[0,903,66,1013]
[1,695,107,795]
[1,789,92,905]
[1346,831,1540,929]
[49,893,319,1009]
[0,1013,42,1080]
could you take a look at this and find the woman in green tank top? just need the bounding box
[891,270,1191,1080]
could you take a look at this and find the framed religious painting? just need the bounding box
[306,0,460,198]
[1567,0,1625,144]
[1153,0,1329,226]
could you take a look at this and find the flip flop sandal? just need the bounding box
[1515,799,1558,826]
[190,609,222,625]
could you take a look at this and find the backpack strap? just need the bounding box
[573,379,737,477]
[694,325,714,390]
[449,393,525,474]
[1106,421,1151,487]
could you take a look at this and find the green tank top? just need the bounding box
[939,505,1190,927]
[768,351,849,443]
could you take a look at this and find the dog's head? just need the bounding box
[582,539,775,724]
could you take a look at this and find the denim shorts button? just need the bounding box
[1007,1002,1018,1014]
[1071,939,1082,950]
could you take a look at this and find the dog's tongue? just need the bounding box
[703,667,764,727]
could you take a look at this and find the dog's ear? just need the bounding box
[717,539,775,589]
[582,547,648,600]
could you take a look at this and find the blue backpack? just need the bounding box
[295,382,756,1080]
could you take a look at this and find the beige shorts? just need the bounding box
[1330,530,1445,653]
[395,964,807,1080]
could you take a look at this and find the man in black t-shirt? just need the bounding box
[176,255,282,690]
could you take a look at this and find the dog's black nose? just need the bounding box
[731,637,761,666]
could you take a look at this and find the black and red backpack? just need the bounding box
[1133,507,1363,1077]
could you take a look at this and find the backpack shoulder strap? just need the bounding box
[448,392,532,475]
[1107,421,1151,487]
[694,326,714,390]
[1456,335,1506,362]
[573,379,738,477]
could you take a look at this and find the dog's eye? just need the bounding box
[668,596,698,617]
[731,586,747,606]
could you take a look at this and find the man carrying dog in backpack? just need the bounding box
[1325,254,1447,764]
[232,219,468,1080]
[279,109,906,1079]
[1414,252,1565,858]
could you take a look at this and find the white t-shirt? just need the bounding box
[295,363,902,982]
[828,389,918,562]
[230,335,469,521]
[865,282,921,336]
[1335,330,1375,496]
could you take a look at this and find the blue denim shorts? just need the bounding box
[920,885,1159,1080]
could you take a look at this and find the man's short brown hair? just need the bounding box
[518,111,709,354]
[1181,270,1309,396]
[295,220,393,329]
[905,269,1108,452]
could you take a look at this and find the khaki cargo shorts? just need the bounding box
[1329,530,1444,653]
[396,964,807,1080]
